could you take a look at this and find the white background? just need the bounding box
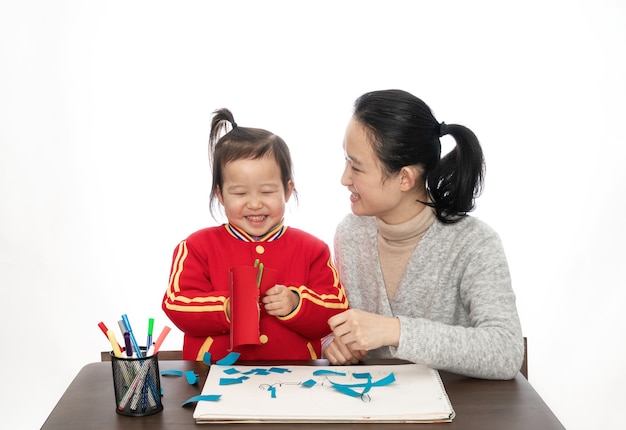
[1,1,625,429]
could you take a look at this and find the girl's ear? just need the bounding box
[216,186,224,205]
[284,180,295,202]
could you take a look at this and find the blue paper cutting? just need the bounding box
[216,352,240,365]
[219,376,249,385]
[160,369,183,377]
[185,370,199,385]
[243,368,270,375]
[182,394,221,406]
[312,369,346,376]
[328,372,396,398]
[301,379,317,387]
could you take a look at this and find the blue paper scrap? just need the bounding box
[203,351,212,366]
[182,394,221,406]
[301,379,317,387]
[243,368,269,375]
[312,369,346,376]
[185,370,199,385]
[219,376,249,385]
[160,369,183,377]
[216,352,240,365]
[328,372,396,397]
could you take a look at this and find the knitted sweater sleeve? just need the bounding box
[334,214,524,380]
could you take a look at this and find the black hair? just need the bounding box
[352,89,484,223]
[208,108,297,219]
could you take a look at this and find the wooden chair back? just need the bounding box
[100,350,183,362]
[520,337,528,379]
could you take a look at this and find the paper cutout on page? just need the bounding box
[193,364,455,423]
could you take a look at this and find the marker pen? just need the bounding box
[123,332,134,357]
[152,326,171,354]
[122,314,142,358]
[106,329,123,358]
[98,321,124,353]
[145,318,154,355]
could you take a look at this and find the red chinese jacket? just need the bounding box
[162,223,349,361]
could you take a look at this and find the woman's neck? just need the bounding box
[379,189,430,225]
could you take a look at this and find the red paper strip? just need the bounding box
[229,266,276,349]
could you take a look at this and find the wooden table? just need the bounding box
[41,359,564,429]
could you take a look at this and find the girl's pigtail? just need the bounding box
[209,108,237,160]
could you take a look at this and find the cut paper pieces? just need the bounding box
[203,352,211,366]
[220,376,249,385]
[216,351,240,366]
[328,372,396,398]
[229,265,277,349]
[301,379,317,388]
[193,364,455,424]
[185,370,199,385]
[223,367,239,375]
[182,394,221,406]
[243,368,269,375]
[161,369,183,377]
[312,369,346,376]
[238,367,289,376]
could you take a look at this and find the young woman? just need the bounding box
[163,108,348,361]
[325,90,524,380]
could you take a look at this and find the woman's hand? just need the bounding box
[262,285,298,316]
[328,309,400,351]
[324,335,367,365]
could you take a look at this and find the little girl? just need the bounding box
[162,108,348,361]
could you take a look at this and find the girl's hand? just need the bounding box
[328,309,400,351]
[262,285,299,316]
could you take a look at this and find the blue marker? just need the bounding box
[121,314,143,358]
[145,318,154,355]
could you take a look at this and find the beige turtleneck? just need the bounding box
[376,207,436,301]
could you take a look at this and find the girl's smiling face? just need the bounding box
[217,155,294,237]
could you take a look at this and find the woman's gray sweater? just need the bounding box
[334,213,524,380]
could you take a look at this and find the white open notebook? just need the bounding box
[193,363,455,423]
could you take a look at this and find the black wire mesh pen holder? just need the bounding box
[110,349,163,416]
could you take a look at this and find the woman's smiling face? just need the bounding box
[340,117,406,223]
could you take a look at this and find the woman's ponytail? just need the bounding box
[427,124,484,223]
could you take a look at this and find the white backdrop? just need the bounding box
[1,1,625,429]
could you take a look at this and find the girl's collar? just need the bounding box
[224,220,287,242]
